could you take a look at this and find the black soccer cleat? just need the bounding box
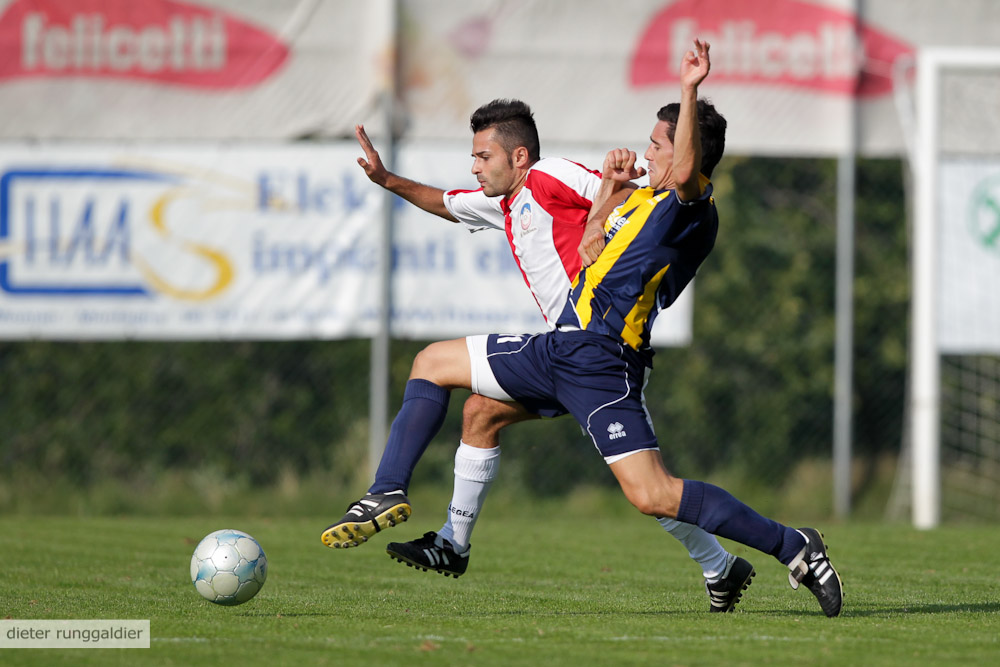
[321,492,411,549]
[788,527,844,617]
[707,555,756,613]
[386,531,470,578]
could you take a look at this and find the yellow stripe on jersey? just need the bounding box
[575,188,672,330]
[621,263,670,349]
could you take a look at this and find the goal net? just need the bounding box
[893,48,1000,527]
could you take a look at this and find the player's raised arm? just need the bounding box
[355,124,458,222]
[672,40,710,203]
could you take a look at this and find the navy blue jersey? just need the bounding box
[556,179,718,352]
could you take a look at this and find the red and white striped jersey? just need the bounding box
[443,157,601,328]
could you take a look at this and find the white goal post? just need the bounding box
[911,48,1000,529]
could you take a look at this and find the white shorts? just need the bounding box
[466,334,516,402]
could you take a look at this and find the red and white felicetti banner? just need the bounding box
[0,0,389,139]
[396,0,997,157]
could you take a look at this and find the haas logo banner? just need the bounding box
[631,0,913,96]
[0,0,288,89]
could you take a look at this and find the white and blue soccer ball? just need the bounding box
[190,529,268,606]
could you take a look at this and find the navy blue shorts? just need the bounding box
[466,330,656,459]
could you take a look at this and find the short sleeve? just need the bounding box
[443,189,505,233]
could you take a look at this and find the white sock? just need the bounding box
[437,442,500,553]
[656,517,733,583]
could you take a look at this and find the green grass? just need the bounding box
[1,499,998,666]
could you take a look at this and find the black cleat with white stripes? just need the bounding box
[386,531,469,578]
[788,527,843,617]
[707,555,755,613]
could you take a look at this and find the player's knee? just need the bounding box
[462,394,512,435]
[410,342,451,383]
[624,486,661,516]
[622,478,683,518]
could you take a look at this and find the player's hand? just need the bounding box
[355,124,390,186]
[602,148,646,182]
[578,224,606,267]
[680,39,711,90]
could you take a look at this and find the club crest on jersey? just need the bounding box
[518,203,534,231]
[605,208,629,240]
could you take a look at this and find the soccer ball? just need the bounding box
[190,529,268,606]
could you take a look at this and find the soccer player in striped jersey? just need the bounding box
[323,93,756,611]
[380,39,843,617]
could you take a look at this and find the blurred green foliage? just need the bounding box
[0,158,909,506]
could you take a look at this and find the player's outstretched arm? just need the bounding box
[672,39,710,203]
[355,124,458,222]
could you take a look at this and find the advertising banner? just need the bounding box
[0,142,697,345]
[0,0,384,139]
[396,0,998,157]
[0,144,380,338]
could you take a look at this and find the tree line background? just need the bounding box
[0,157,910,516]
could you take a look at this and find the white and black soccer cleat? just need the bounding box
[706,555,755,613]
[788,527,843,617]
[320,492,411,549]
[386,531,469,578]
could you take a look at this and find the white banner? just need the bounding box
[938,161,1000,353]
[0,142,695,344]
[0,144,381,339]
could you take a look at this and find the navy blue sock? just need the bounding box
[368,379,450,495]
[677,480,806,565]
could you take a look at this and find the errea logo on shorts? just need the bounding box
[607,422,627,440]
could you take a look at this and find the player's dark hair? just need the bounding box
[470,99,541,163]
[657,98,727,177]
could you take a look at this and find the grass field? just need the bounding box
[2,497,998,666]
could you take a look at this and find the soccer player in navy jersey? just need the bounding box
[348,39,843,617]
[322,72,757,612]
